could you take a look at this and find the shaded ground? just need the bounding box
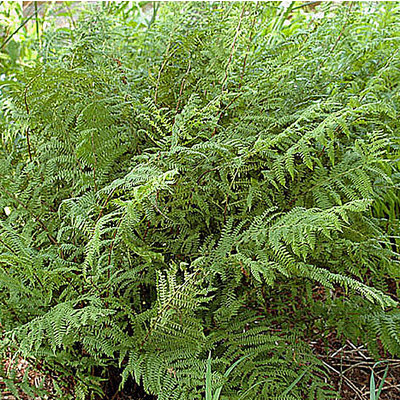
[311,336,400,399]
[99,368,156,400]
[0,355,156,400]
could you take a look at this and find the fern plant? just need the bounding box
[1,2,400,399]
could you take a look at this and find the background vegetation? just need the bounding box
[1,2,400,399]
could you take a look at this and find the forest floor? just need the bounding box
[311,336,400,400]
[1,337,399,399]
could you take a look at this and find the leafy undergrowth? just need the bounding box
[1,2,400,399]
[2,333,399,400]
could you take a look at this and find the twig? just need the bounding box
[330,344,347,358]
[346,340,368,360]
[292,1,321,10]
[34,2,40,44]
[365,384,400,396]
[309,2,353,82]
[0,236,18,256]
[338,346,344,395]
[359,48,399,103]
[152,191,170,220]
[143,220,151,240]
[107,216,123,267]
[321,360,364,400]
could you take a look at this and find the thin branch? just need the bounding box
[107,216,124,268]
[212,5,248,138]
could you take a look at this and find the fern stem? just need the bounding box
[154,38,176,105]
[0,185,60,252]
[175,59,191,113]
[239,2,259,88]
[96,188,117,223]
[25,127,33,162]
[329,3,353,54]
[0,236,18,256]
[197,167,219,184]
[139,270,202,350]
[23,79,35,161]
[90,130,98,192]
[223,194,229,223]
[221,4,246,91]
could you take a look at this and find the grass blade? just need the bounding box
[376,365,389,398]
[281,367,311,396]
[206,351,212,400]
[370,370,376,400]
[214,354,251,399]
[1,4,45,50]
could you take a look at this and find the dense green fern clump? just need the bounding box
[1,2,400,399]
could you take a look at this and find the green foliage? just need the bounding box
[369,362,389,400]
[1,2,400,399]
[0,2,38,75]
